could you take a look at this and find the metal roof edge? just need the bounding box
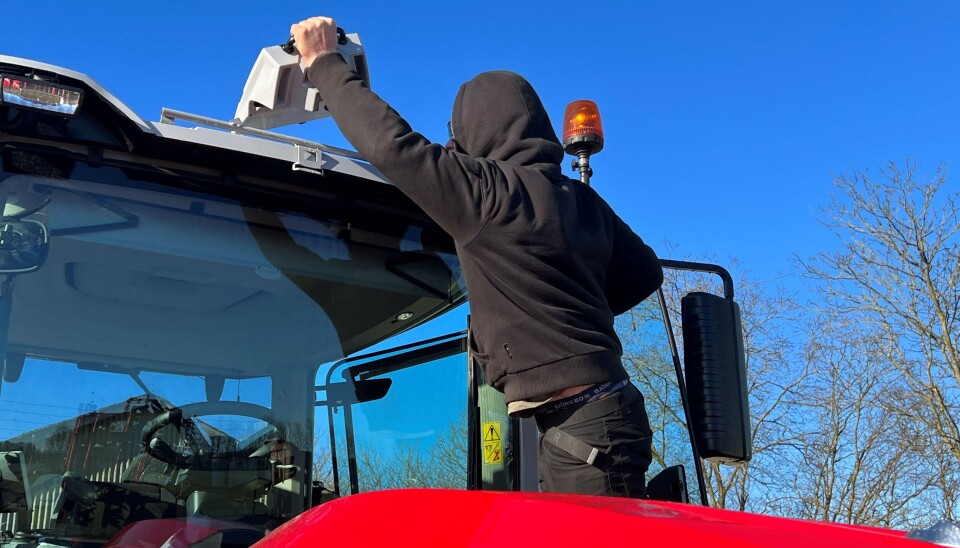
[0,54,156,135]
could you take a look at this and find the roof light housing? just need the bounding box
[1,75,83,117]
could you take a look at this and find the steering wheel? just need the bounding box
[140,401,279,466]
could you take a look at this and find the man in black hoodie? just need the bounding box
[292,17,663,497]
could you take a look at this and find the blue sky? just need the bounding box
[5,1,959,314]
[2,1,958,497]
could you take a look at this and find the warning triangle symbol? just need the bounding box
[485,424,500,441]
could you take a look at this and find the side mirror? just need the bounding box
[317,378,392,406]
[0,220,48,273]
[3,353,24,383]
[681,291,751,464]
[352,378,391,403]
[205,375,225,402]
[0,451,30,513]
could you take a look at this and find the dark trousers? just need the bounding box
[534,383,652,498]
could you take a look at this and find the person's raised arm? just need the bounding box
[605,215,663,316]
[290,17,494,244]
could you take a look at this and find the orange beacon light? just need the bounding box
[561,100,604,185]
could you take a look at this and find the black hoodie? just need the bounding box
[307,55,663,403]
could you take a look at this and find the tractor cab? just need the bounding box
[0,37,749,548]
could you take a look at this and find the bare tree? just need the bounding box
[425,415,468,488]
[313,440,333,486]
[342,414,468,493]
[791,314,935,529]
[353,444,392,492]
[701,271,809,513]
[620,254,809,512]
[801,160,960,523]
[374,417,468,490]
[618,298,693,474]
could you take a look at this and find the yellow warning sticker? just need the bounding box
[483,441,502,464]
[482,421,501,442]
[482,421,502,464]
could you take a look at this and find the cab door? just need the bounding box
[314,332,518,499]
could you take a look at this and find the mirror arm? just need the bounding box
[659,259,735,300]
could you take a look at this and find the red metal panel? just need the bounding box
[253,489,919,548]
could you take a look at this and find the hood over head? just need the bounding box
[450,71,564,169]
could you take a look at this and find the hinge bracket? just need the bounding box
[293,145,325,175]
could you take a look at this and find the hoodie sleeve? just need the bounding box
[605,215,663,316]
[306,53,490,243]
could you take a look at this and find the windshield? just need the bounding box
[0,145,464,546]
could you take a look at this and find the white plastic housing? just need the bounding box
[233,33,369,130]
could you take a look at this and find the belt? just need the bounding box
[538,384,640,466]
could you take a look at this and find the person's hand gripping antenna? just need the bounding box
[284,17,346,67]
